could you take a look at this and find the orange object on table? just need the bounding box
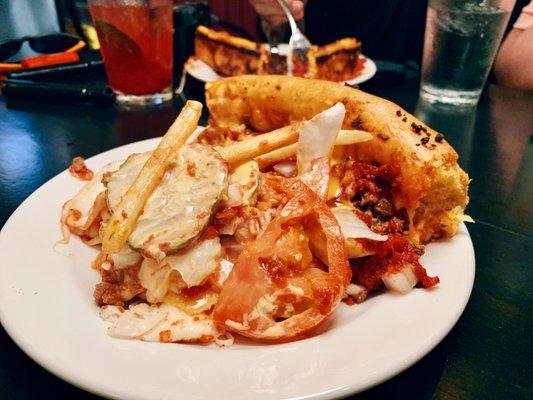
[20,51,80,69]
[0,41,85,73]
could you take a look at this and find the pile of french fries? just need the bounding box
[101,101,372,254]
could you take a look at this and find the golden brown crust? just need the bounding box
[314,38,363,81]
[196,25,258,52]
[195,26,260,76]
[205,75,469,243]
[315,38,361,58]
[195,27,363,81]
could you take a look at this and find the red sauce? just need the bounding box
[256,173,290,210]
[354,209,373,226]
[259,256,287,286]
[201,226,219,240]
[351,235,439,291]
[336,158,407,235]
[68,157,94,181]
[292,59,309,77]
[317,54,367,82]
[337,159,439,291]
[180,281,213,298]
[351,56,366,80]
[340,159,395,200]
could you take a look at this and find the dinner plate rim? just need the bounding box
[0,137,475,400]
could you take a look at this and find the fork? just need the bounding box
[275,0,312,76]
[265,27,286,75]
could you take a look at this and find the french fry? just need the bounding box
[217,122,302,168]
[335,129,373,145]
[102,100,202,253]
[255,129,372,169]
[255,144,298,169]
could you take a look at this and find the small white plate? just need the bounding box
[0,137,474,400]
[185,44,377,85]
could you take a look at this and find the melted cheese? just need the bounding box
[101,303,220,343]
[109,246,142,270]
[163,290,218,316]
[165,237,222,287]
[138,237,222,305]
[138,259,173,303]
[327,146,346,201]
[64,160,122,229]
[106,146,227,260]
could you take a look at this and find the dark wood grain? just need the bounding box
[0,78,531,400]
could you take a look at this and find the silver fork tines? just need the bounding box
[276,0,312,76]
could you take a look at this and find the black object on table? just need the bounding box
[1,50,112,105]
[1,79,114,105]
[5,59,104,81]
[0,79,532,400]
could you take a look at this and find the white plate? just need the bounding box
[185,44,377,85]
[0,137,475,400]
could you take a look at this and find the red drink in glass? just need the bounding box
[88,0,173,105]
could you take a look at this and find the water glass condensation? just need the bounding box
[420,0,512,106]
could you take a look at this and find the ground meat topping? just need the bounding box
[335,158,408,235]
[350,236,439,291]
[94,264,143,306]
[69,157,94,181]
[373,198,394,218]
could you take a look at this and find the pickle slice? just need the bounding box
[106,144,228,259]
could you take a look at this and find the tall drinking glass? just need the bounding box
[420,0,513,106]
[88,0,173,105]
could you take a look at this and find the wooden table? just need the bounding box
[0,78,531,400]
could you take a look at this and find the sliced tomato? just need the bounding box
[213,180,351,341]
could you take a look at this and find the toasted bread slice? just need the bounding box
[195,25,261,76]
[315,38,364,81]
[195,26,364,81]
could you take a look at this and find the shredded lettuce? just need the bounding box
[331,206,388,242]
[297,103,345,175]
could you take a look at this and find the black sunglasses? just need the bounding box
[0,33,81,61]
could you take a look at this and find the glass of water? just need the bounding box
[420,0,513,106]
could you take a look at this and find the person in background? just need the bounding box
[250,0,532,91]
[495,1,533,90]
[250,0,430,64]
[251,0,304,27]
[0,0,60,60]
